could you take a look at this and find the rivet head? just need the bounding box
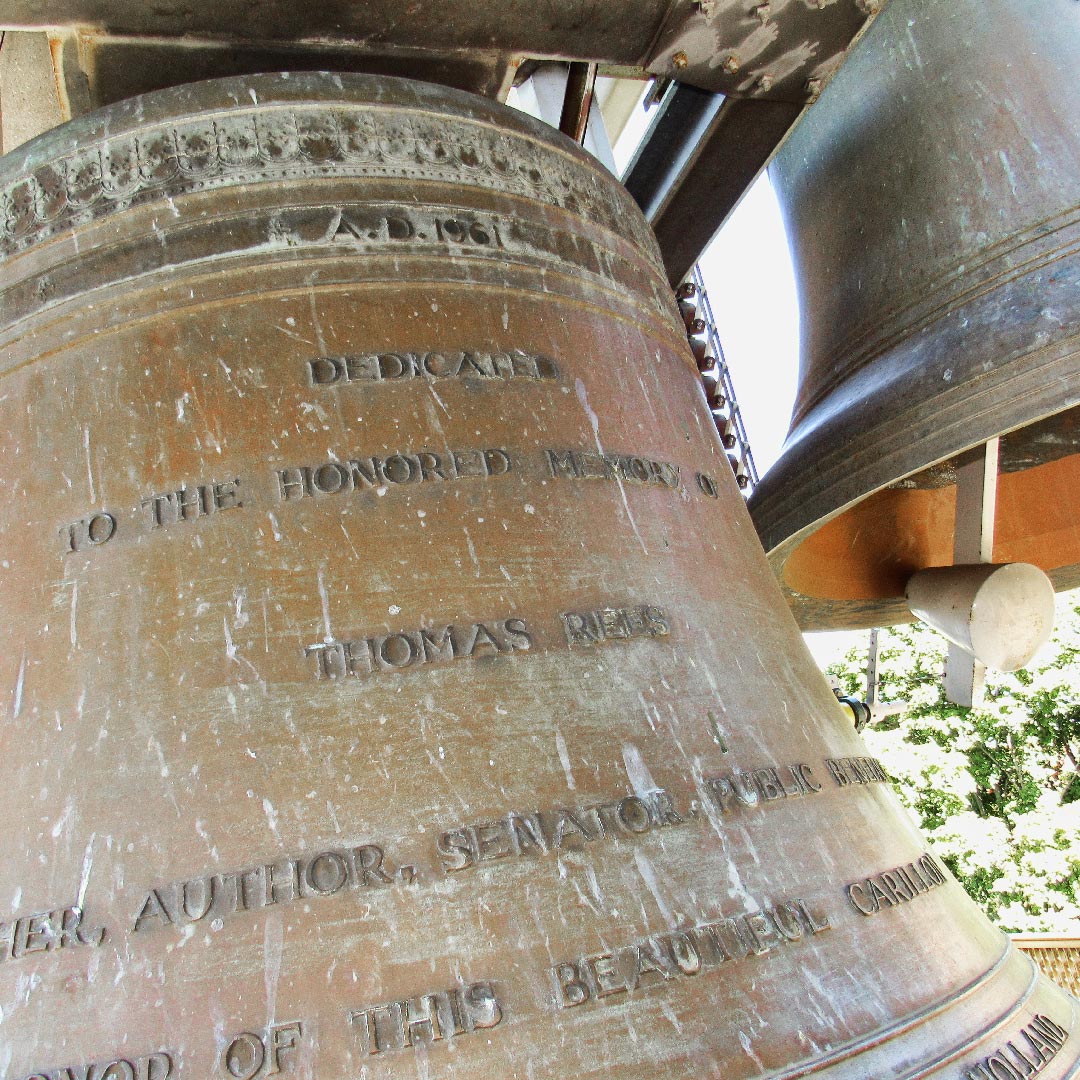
[672,51,690,71]
[721,54,741,75]
[756,74,775,93]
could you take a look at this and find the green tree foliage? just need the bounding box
[826,593,1080,932]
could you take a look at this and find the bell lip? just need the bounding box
[751,323,1080,556]
[752,395,1080,632]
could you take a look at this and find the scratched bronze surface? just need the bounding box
[0,73,1076,1079]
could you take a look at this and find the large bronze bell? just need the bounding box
[1,71,1078,1078]
[750,0,1080,631]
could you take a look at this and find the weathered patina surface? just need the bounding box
[0,72,1076,1078]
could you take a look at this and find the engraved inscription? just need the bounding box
[349,982,503,1056]
[277,447,511,502]
[260,202,670,321]
[223,1023,303,1080]
[330,207,504,248]
[60,511,117,553]
[141,478,243,528]
[304,618,531,680]
[61,441,721,559]
[552,898,831,1008]
[846,854,947,915]
[696,471,720,498]
[824,756,889,786]
[701,762,822,814]
[561,604,670,646]
[4,753,858,969]
[545,448,681,488]
[132,844,403,934]
[13,1052,173,1080]
[308,349,559,386]
[0,903,105,962]
[436,763,820,874]
[963,1016,1069,1080]
[436,788,685,873]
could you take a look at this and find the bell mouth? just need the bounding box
[758,406,1080,631]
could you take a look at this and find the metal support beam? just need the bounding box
[944,438,1000,707]
[0,31,66,153]
[521,63,616,173]
[865,628,880,708]
[559,61,597,145]
[623,84,803,285]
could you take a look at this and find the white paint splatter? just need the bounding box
[12,652,26,719]
[51,799,73,839]
[263,798,279,838]
[264,915,284,1025]
[317,565,333,642]
[621,743,656,796]
[83,425,95,502]
[576,378,647,554]
[634,850,676,929]
[77,834,96,909]
[555,728,576,790]
[462,527,481,578]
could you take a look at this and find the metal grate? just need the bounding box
[1013,937,1080,998]
[690,263,761,495]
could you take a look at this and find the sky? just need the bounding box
[697,176,800,476]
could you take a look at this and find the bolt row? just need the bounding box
[676,281,751,490]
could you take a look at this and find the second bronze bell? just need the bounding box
[751,0,1080,633]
